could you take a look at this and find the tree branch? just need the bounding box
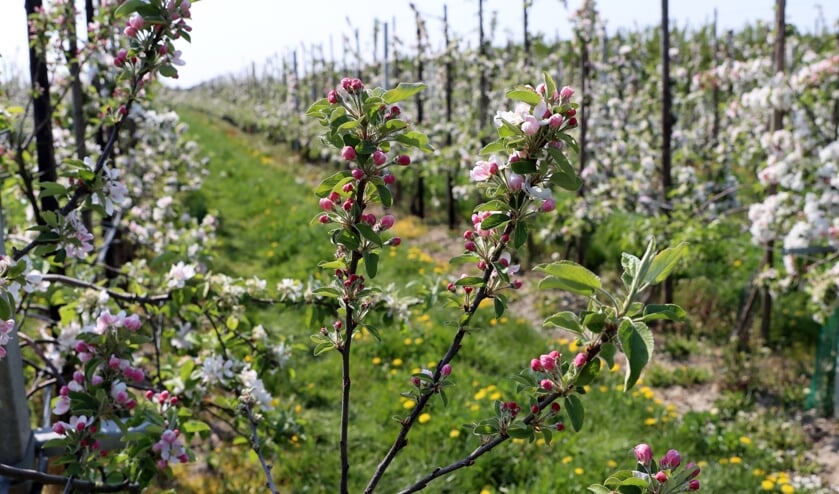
[0,463,140,493]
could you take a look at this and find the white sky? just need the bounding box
[1,1,837,88]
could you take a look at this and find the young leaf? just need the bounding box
[618,320,654,391]
[382,82,427,104]
[374,183,393,208]
[641,304,686,322]
[510,159,538,175]
[363,251,379,278]
[543,311,583,334]
[481,213,510,230]
[644,242,689,285]
[564,394,585,431]
[575,358,601,387]
[355,223,383,247]
[543,71,557,101]
[536,261,601,296]
[393,130,433,152]
[479,140,507,155]
[506,87,543,105]
[513,221,528,248]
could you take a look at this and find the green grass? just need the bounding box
[166,109,824,494]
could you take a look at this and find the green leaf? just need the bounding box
[363,251,379,278]
[507,425,533,439]
[316,171,352,197]
[334,229,360,251]
[546,147,582,191]
[0,295,12,321]
[543,311,582,334]
[494,297,506,318]
[39,182,68,198]
[506,87,543,105]
[557,133,580,154]
[575,358,601,387]
[510,159,538,175]
[480,213,510,230]
[587,485,613,494]
[226,315,239,330]
[641,304,686,322]
[564,394,584,431]
[338,119,361,132]
[543,71,557,102]
[158,64,178,78]
[536,261,601,296]
[392,130,433,152]
[382,119,408,133]
[181,420,210,434]
[449,253,480,265]
[599,342,617,370]
[382,82,427,104]
[474,199,509,212]
[644,242,688,285]
[618,319,654,391]
[356,223,383,247]
[454,277,485,287]
[374,183,393,208]
[318,259,347,270]
[114,0,145,16]
[313,341,334,356]
[479,141,507,155]
[312,287,341,298]
[513,221,528,248]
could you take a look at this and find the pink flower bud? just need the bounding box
[146,390,155,400]
[655,471,668,483]
[91,375,104,386]
[373,150,387,166]
[540,354,557,371]
[541,199,556,213]
[342,183,354,193]
[327,90,338,104]
[530,358,543,372]
[464,241,476,252]
[573,353,587,368]
[463,285,473,294]
[568,117,578,127]
[351,169,364,180]
[463,230,474,240]
[531,404,540,414]
[634,443,653,464]
[551,402,561,412]
[447,282,456,292]
[383,173,395,185]
[52,422,66,435]
[540,379,553,391]
[73,371,84,383]
[342,199,353,211]
[555,422,565,431]
[549,113,564,128]
[411,376,421,387]
[688,479,700,491]
[379,214,395,230]
[319,214,330,224]
[341,146,356,161]
[319,198,334,211]
[441,364,452,377]
[511,279,522,289]
[560,86,574,100]
[396,155,411,166]
[660,449,681,469]
[389,237,401,247]
[508,173,523,191]
[685,462,700,478]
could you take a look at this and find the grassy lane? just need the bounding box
[176,108,330,282]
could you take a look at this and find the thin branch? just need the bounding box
[0,463,140,493]
[40,273,170,304]
[243,400,280,494]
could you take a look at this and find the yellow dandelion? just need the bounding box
[489,318,497,326]
[733,259,742,267]
[294,405,302,414]
[403,400,415,410]
[698,461,708,468]
[244,355,253,362]
[568,341,579,352]
[512,438,525,444]
[607,460,618,468]
[427,361,436,368]
[558,337,570,346]
[761,480,775,490]
[500,317,508,323]
[729,456,742,464]
[562,456,573,464]
[418,413,431,424]
[490,392,502,400]
[739,436,752,445]
[611,363,620,372]
[392,358,403,367]
[536,438,546,446]
[780,485,795,494]
[486,385,497,391]
[372,357,382,365]
[474,389,487,400]
[449,429,461,438]
[644,418,657,426]
[414,337,423,345]
[470,404,480,412]
[718,458,729,465]
[574,468,584,475]
[584,385,591,393]
[599,385,609,393]
[480,488,491,494]
[411,367,421,374]
[271,398,280,407]
[753,468,765,477]
[404,338,413,346]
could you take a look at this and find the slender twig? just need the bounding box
[40,273,170,304]
[243,400,280,494]
[18,332,66,387]
[0,463,140,493]
[364,222,515,493]
[397,325,616,493]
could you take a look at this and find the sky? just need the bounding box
[1,0,837,88]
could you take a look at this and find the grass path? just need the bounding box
[176,108,330,281]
